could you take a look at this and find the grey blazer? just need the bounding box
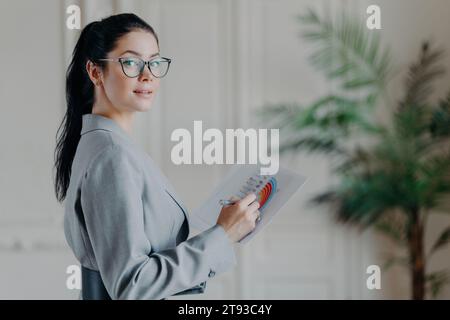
[64,113,236,300]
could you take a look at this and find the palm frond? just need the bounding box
[430,91,450,137]
[374,211,408,246]
[310,173,402,227]
[393,105,431,139]
[382,256,410,271]
[426,270,450,298]
[253,103,303,129]
[279,135,344,155]
[428,226,450,257]
[416,153,450,209]
[400,42,446,110]
[298,8,390,93]
[333,147,371,174]
[292,95,382,134]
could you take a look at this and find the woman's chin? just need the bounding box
[133,100,154,112]
[129,92,156,111]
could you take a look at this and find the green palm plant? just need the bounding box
[259,8,450,299]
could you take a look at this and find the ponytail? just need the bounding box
[54,14,158,202]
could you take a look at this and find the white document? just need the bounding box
[189,164,307,244]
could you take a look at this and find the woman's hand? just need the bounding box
[216,193,260,242]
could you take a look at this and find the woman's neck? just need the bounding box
[92,104,135,136]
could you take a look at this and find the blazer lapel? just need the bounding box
[143,152,191,239]
[164,188,190,237]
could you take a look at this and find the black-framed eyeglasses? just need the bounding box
[97,56,172,78]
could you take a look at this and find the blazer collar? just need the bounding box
[81,113,133,143]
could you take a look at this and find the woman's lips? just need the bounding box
[133,89,153,98]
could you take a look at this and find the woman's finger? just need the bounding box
[247,201,260,212]
[239,193,257,207]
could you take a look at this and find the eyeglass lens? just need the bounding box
[120,57,170,78]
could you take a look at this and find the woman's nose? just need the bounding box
[138,64,154,82]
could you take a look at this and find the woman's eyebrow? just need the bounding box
[119,50,160,58]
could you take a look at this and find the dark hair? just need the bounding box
[54,13,159,203]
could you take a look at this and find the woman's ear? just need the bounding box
[86,60,103,86]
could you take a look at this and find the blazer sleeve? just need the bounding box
[80,144,236,300]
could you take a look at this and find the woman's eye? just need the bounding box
[150,61,160,68]
[123,59,137,66]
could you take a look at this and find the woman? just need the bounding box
[53,13,260,300]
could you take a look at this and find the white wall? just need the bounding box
[0,0,79,299]
[0,0,449,299]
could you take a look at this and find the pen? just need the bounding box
[219,199,237,206]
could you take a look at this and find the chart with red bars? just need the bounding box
[237,175,278,211]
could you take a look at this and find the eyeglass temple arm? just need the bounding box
[97,57,171,62]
